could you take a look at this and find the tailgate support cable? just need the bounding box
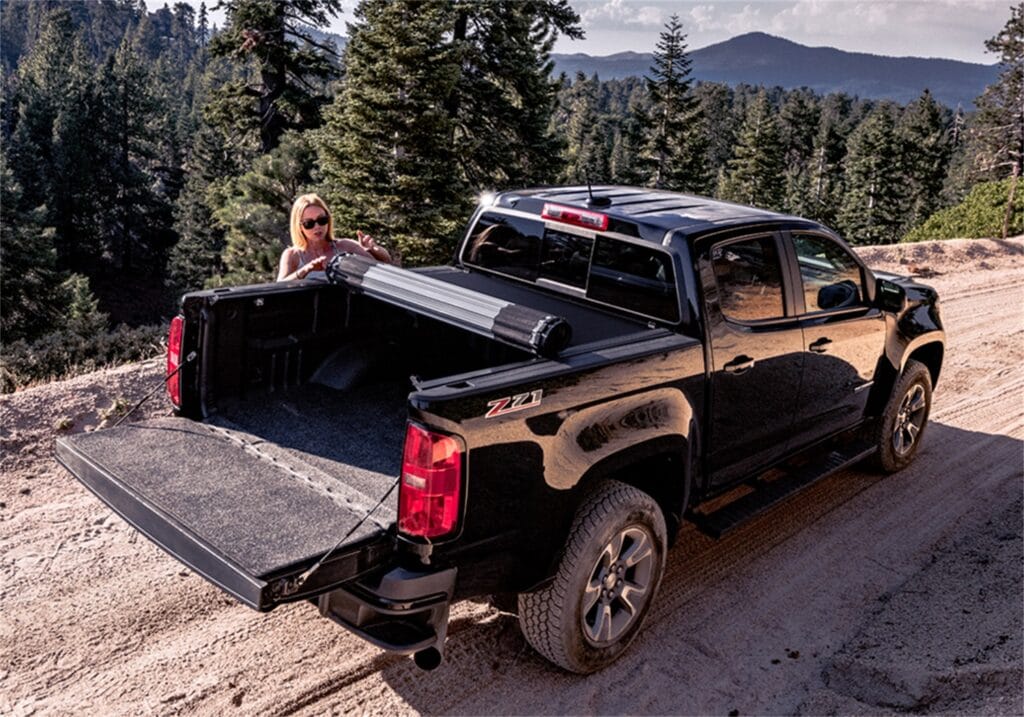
[281,475,401,597]
[112,352,197,428]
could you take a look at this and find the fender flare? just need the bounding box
[538,387,695,491]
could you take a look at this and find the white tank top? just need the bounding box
[296,242,342,281]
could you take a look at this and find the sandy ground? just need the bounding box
[1,238,1022,716]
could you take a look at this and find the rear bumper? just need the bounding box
[318,566,457,654]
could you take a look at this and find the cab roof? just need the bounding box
[493,185,810,242]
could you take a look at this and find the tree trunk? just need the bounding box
[1002,163,1019,240]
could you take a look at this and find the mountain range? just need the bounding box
[551,32,1000,109]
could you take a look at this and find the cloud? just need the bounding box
[578,0,667,28]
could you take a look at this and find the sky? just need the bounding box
[152,0,1014,65]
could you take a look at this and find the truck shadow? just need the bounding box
[358,420,1023,715]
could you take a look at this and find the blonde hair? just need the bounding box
[289,193,334,250]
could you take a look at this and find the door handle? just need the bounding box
[724,355,755,374]
[809,337,833,353]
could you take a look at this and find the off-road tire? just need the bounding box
[517,480,667,674]
[873,359,932,473]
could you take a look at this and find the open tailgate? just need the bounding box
[55,416,397,610]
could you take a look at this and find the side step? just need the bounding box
[691,444,876,539]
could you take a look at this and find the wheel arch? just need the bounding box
[869,335,944,416]
[905,340,944,389]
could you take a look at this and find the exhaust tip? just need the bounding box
[413,647,443,671]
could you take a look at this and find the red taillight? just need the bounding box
[166,315,184,407]
[541,202,609,231]
[398,423,463,539]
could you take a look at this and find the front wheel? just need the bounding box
[517,480,667,674]
[873,359,932,473]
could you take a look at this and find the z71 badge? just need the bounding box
[485,390,543,419]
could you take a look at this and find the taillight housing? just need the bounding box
[166,315,184,407]
[398,423,463,539]
[541,202,609,231]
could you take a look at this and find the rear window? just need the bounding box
[464,212,679,322]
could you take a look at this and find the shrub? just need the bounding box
[0,323,165,393]
[902,178,1023,243]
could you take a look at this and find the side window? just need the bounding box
[587,238,679,322]
[793,234,864,312]
[711,236,785,322]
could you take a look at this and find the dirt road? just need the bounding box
[2,238,1022,716]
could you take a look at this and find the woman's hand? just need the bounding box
[357,230,392,263]
[296,255,327,279]
[357,230,379,253]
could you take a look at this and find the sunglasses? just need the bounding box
[301,215,329,230]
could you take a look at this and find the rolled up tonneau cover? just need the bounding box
[326,254,572,357]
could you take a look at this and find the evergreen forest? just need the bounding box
[1,0,1022,392]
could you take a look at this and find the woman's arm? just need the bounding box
[356,230,392,264]
[333,237,391,264]
[277,247,326,281]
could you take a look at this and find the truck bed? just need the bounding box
[56,271,662,613]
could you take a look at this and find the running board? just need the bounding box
[691,444,876,539]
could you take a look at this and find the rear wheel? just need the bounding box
[517,480,667,674]
[873,359,932,473]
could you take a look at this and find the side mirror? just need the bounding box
[817,279,860,310]
[875,278,906,312]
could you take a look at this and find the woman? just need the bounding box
[277,193,391,281]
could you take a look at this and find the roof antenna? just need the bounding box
[584,172,611,208]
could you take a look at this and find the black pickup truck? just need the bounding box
[56,186,944,674]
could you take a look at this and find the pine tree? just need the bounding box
[560,73,604,183]
[170,49,264,291]
[838,105,906,245]
[317,0,581,265]
[694,82,735,180]
[93,35,166,271]
[778,89,820,215]
[609,84,649,185]
[447,0,582,188]
[971,4,1023,237]
[212,131,317,286]
[9,9,106,267]
[898,89,951,230]
[806,99,847,226]
[718,90,785,210]
[169,126,232,291]
[643,14,709,192]
[0,164,66,343]
[316,0,463,265]
[972,4,1023,180]
[942,104,975,204]
[206,0,342,153]
[197,2,209,50]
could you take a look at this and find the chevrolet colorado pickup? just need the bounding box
[56,186,944,674]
